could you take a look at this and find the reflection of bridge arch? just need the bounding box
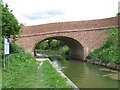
[34,36,84,60]
[16,17,118,60]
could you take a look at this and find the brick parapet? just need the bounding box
[21,17,118,35]
[21,26,118,37]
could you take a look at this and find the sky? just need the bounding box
[3,0,120,26]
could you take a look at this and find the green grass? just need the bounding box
[2,43,71,88]
[0,67,2,89]
[87,27,120,64]
[37,60,71,88]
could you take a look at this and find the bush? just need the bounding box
[59,46,69,55]
[36,40,49,50]
[3,42,35,68]
[36,39,70,56]
[87,27,119,64]
[1,2,21,37]
[10,42,24,54]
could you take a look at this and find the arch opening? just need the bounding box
[34,36,84,60]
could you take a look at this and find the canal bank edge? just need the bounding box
[35,57,79,89]
[48,59,80,89]
[85,59,120,71]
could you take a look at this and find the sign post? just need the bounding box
[4,37,10,70]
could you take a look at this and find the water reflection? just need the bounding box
[51,58,119,88]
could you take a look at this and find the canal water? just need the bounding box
[51,58,119,88]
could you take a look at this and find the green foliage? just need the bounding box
[39,60,71,88]
[36,40,65,50]
[10,42,24,54]
[36,40,49,50]
[1,36,4,57]
[49,40,64,49]
[1,2,21,37]
[0,1,2,29]
[117,12,120,16]
[59,46,69,55]
[1,1,20,59]
[87,27,119,63]
[36,39,69,56]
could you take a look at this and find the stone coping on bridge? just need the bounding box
[20,26,118,37]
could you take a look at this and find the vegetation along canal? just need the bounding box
[51,58,119,88]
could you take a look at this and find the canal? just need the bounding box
[51,58,119,88]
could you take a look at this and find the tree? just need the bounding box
[117,12,120,16]
[1,1,21,37]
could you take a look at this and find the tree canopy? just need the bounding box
[1,1,21,37]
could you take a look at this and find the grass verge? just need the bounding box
[2,43,71,88]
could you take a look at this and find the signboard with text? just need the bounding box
[4,38,10,55]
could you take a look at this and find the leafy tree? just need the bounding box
[1,1,21,56]
[36,40,49,50]
[0,1,2,34]
[117,12,120,16]
[36,39,66,50]
[49,40,64,49]
[1,1,21,37]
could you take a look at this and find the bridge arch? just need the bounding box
[34,36,84,60]
[16,17,118,60]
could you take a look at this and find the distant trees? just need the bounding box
[36,39,69,55]
[36,40,65,50]
[1,1,21,37]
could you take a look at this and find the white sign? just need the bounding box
[4,38,10,55]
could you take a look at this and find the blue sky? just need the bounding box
[3,0,120,26]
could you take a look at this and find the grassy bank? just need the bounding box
[87,27,120,64]
[2,43,71,88]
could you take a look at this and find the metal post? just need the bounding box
[3,37,5,70]
[3,54,5,70]
[8,55,10,71]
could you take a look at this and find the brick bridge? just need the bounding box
[16,17,118,60]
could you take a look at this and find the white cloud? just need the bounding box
[22,10,63,20]
[3,0,120,26]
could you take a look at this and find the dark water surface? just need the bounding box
[51,59,119,88]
